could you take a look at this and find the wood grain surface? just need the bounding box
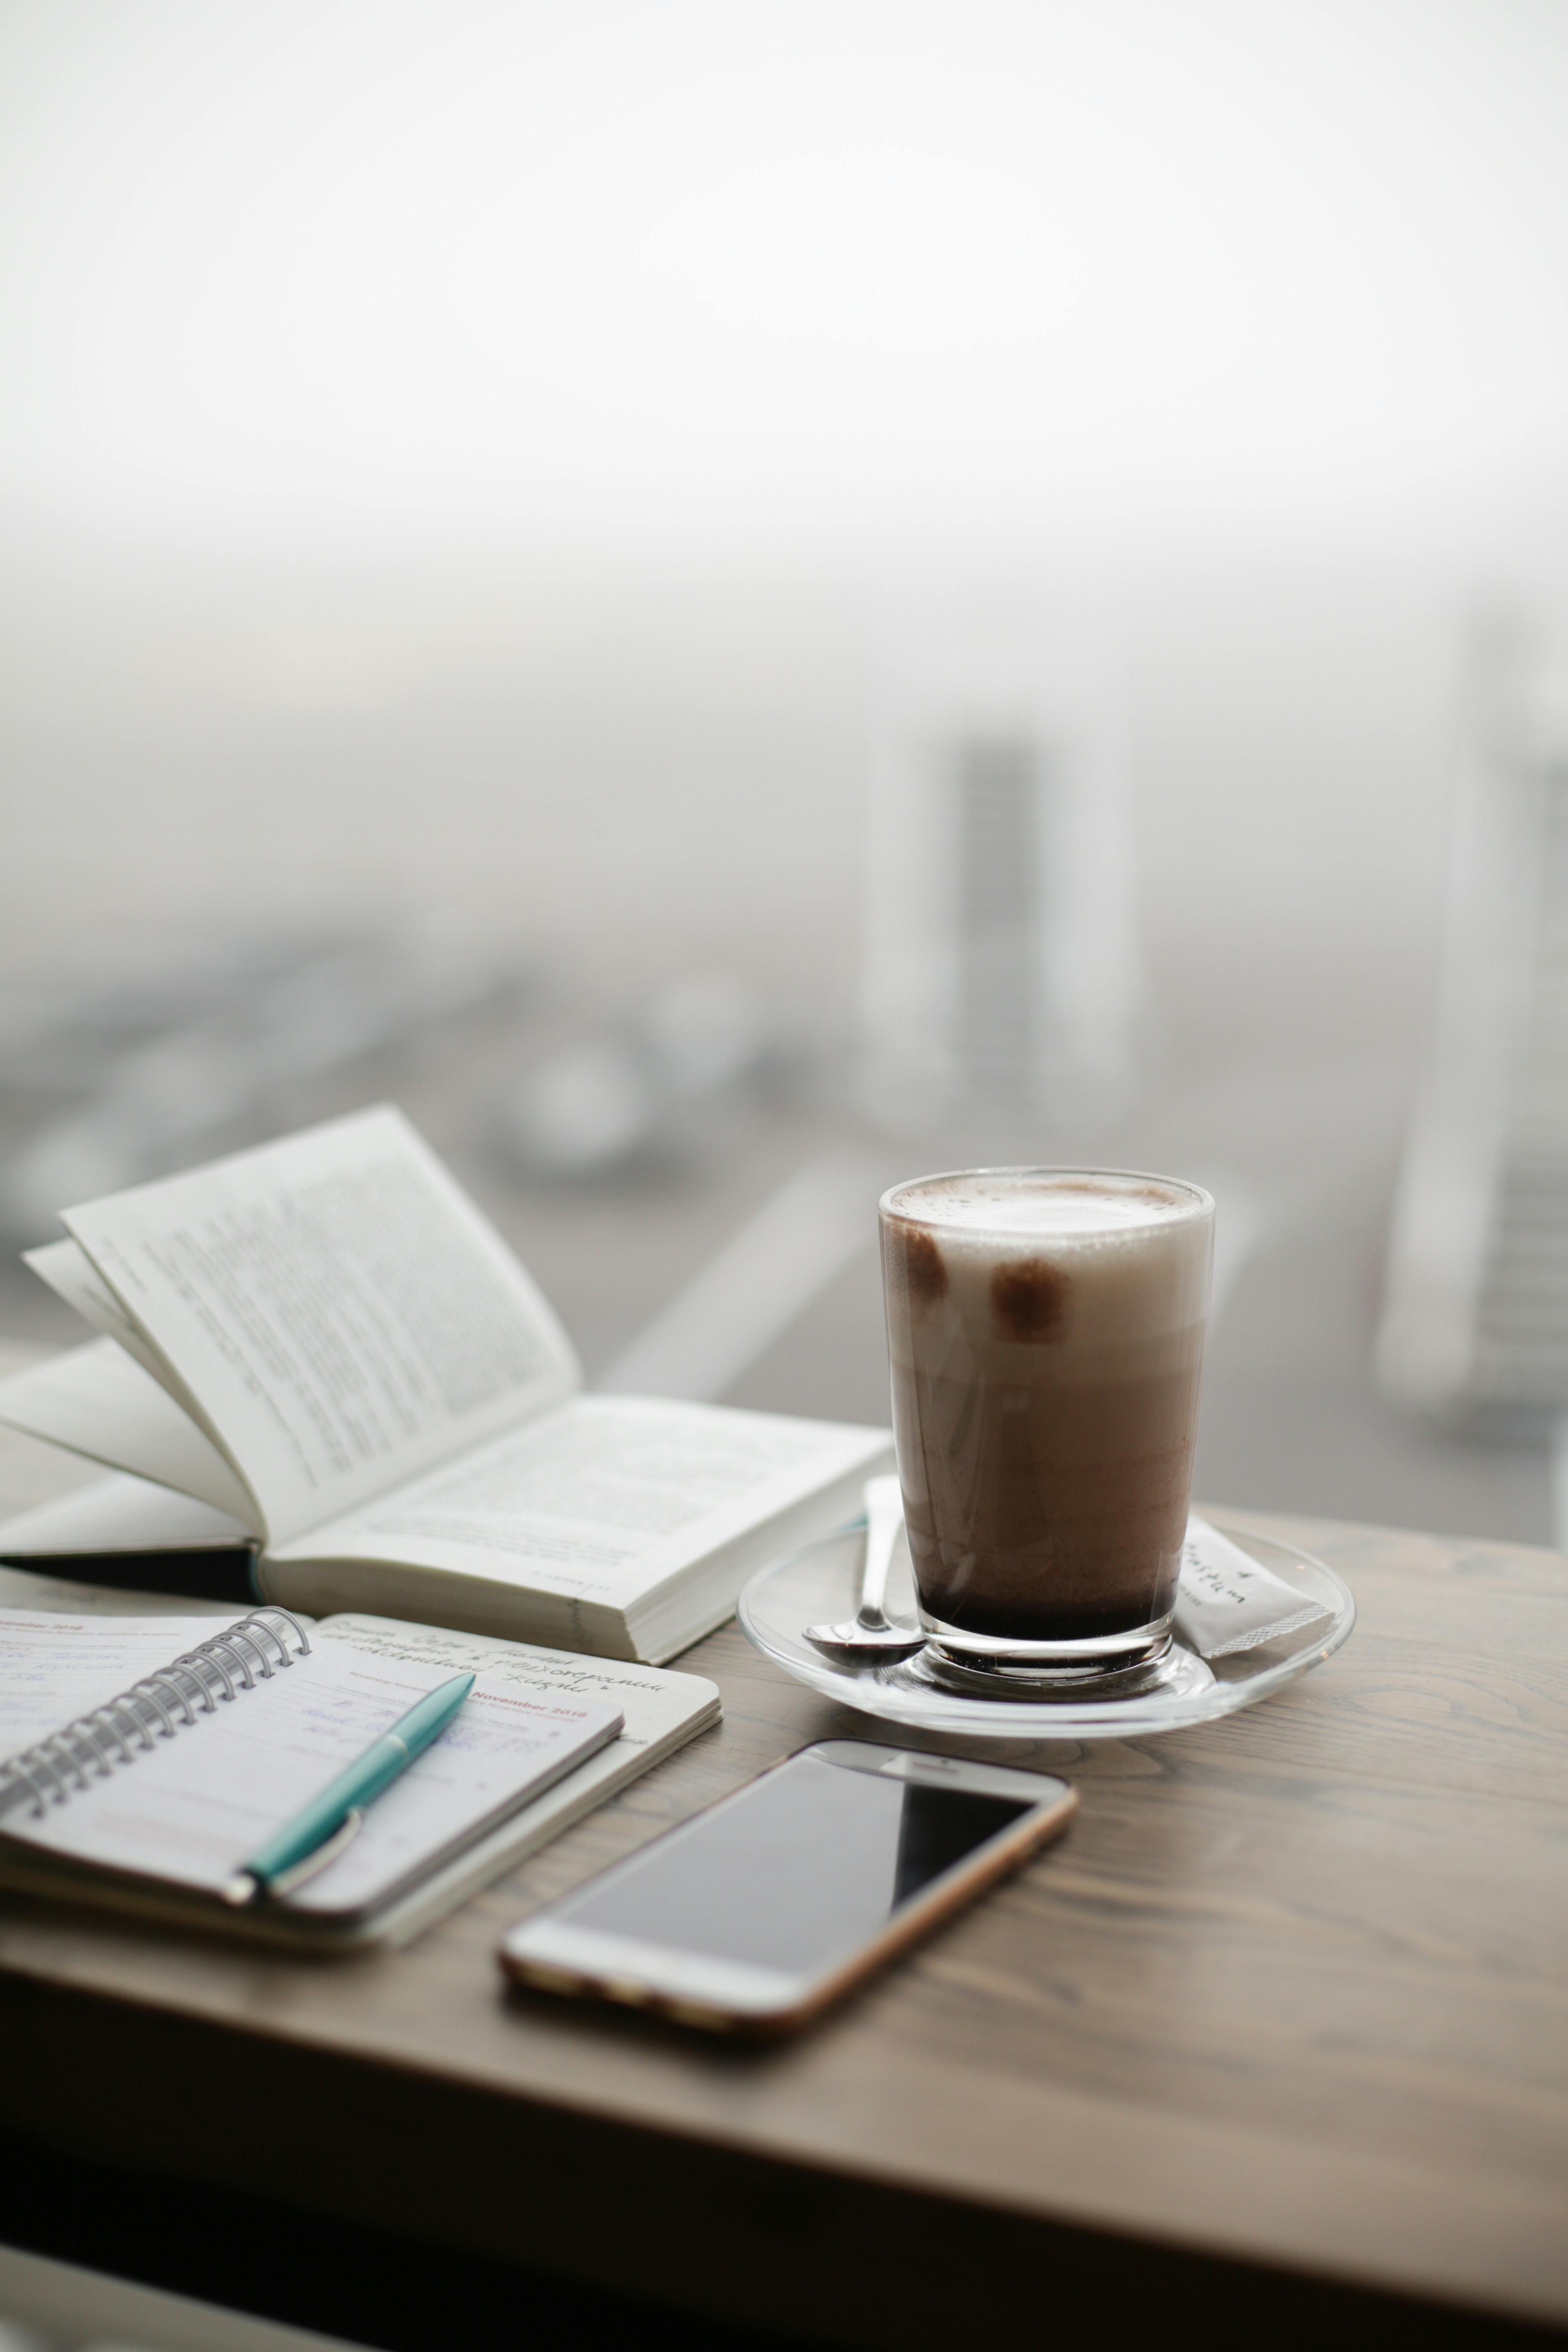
[0,1447,1564,2348]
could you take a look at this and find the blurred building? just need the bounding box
[858,622,1136,1126]
[1379,619,1568,1426]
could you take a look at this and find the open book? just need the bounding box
[0,1108,891,1660]
[0,1602,718,1949]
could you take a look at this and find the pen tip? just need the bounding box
[221,1873,257,1907]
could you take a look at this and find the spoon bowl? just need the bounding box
[803,1617,927,1657]
[804,1474,926,1659]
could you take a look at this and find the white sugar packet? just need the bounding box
[1172,1516,1332,1659]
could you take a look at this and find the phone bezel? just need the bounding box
[499,1739,1077,2034]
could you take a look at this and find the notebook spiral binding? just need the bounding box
[0,1608,311,1821]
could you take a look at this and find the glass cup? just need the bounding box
[880,1168,1214,1691]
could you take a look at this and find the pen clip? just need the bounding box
[223,1808,364,1906]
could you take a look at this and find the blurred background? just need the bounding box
[4,0,1568,1544]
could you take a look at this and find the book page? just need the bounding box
[0,1343,258,1523]
[0,1472,252,1562]
[271,1393,886,1613]
[22,1240,241,1477]
[25,1238,189,1396]
[2,1622,621,1909]
[62,1107,580,1547]
[0,1566,240,1616]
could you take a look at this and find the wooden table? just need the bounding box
[0,1506,1564,2350]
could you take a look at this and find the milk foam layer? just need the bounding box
[889,1170,1204,1238]
[884,1171,1212,1354]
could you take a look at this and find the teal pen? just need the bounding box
[225,1670,475,1904]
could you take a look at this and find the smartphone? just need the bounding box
[499,1740,1076,2034]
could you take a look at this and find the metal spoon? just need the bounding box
[805,1474,926,1658]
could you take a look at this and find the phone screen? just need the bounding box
[537,1746,1036,1977]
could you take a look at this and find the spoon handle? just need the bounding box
[858,1474,905,1630]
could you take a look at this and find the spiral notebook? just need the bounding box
[0,1604,719,1949]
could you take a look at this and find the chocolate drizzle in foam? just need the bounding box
[896,1222,948,1304]
[989,1258,1068,1343]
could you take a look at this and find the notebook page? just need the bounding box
[60,1106,581,1547]
[3,1639,622,1905]
[0,1613,253,1753]
[305,1617,721,1939]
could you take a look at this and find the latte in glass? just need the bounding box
[880,1169,1213,1684]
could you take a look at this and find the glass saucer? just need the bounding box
[738,1516,1355,1740]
